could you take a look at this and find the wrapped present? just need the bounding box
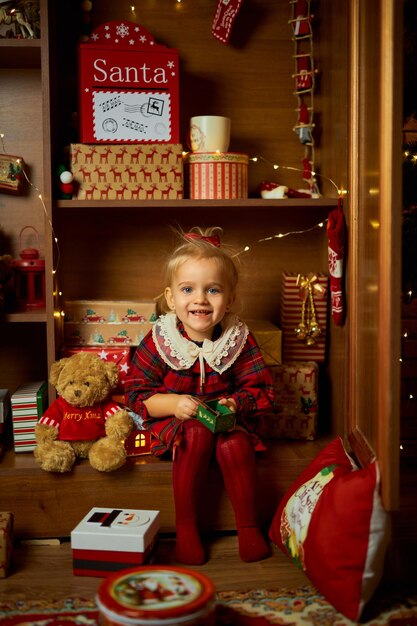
[61,347,133,395]
[280,272,328,362]
[63,300,155,347]
[248,320,282,366]
[71,507,160,576]
[0,512,13,578]
[196,400,236,433]
[69,144,183,201]
[188,152,248,199]
[259,361,319,440]
[11,381,48,452]
[78,21,179,144]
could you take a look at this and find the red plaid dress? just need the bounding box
[124,313,275,456]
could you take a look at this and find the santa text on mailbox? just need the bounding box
[79,21,180,144]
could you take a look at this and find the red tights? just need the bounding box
[173,420,270,565]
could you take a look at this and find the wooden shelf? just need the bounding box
[4,310,47,323]
[57,198,339,210]
[0,39,41,68]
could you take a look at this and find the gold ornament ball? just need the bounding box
[81,0,93,12]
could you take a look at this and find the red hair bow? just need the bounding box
[184,232,221,247]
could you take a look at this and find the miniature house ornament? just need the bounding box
[78,21,179,144]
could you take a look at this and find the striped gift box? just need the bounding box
[11,381,48,452]
[188,152,248,199]
[280,272,328,362]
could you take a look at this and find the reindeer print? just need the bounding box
[109,165,123,182]
[84,184,98,200]
[84,147,97,164]
[115,147,128,163]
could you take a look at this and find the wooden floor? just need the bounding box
[0,534,310,602]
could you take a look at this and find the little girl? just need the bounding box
[125,227,275,565]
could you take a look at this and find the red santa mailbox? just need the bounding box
[78,21,179,144]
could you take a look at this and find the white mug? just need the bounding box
[189,115,231,153]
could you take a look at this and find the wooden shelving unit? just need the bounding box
[0,1,403,550]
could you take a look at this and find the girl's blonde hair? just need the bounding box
[155,226,239,316]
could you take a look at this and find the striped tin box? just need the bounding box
[11,381,48,452]
[188,152,248,199]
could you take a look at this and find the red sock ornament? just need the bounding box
[212,0,244,44]
[327,198,346,325]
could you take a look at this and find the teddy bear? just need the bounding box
[34,352,133,473]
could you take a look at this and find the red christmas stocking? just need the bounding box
[173,420,214,565]
[327,199,346,325]
[215,431,270,562]
[212,0,243,44]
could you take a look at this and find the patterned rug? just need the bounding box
[1,586,417,625]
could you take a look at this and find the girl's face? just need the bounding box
[165,257,235,341]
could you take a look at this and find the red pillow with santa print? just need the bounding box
[269,437,390,621]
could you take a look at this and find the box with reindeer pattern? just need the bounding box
[259,361,319,440]
[69,143,183,200]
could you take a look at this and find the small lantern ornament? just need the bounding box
[12,226,46,310]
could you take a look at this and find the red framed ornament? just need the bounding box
[78,21,179,144]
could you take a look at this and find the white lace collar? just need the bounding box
[152,312,249,388]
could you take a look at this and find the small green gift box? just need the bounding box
[196,400,236,433]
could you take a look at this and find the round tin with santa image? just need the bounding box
[96,566,216,626]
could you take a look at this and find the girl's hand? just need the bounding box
[174,395,199,421]
[218,397,237,413]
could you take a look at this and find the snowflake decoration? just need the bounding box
[91,33,99,41]
[105,33,111,39]
[116,23,129,38]
[167,61,174,69]
[104,25,110,30]
[139,35,147,43]
[98,350,109,360]
[129,39,135,45]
